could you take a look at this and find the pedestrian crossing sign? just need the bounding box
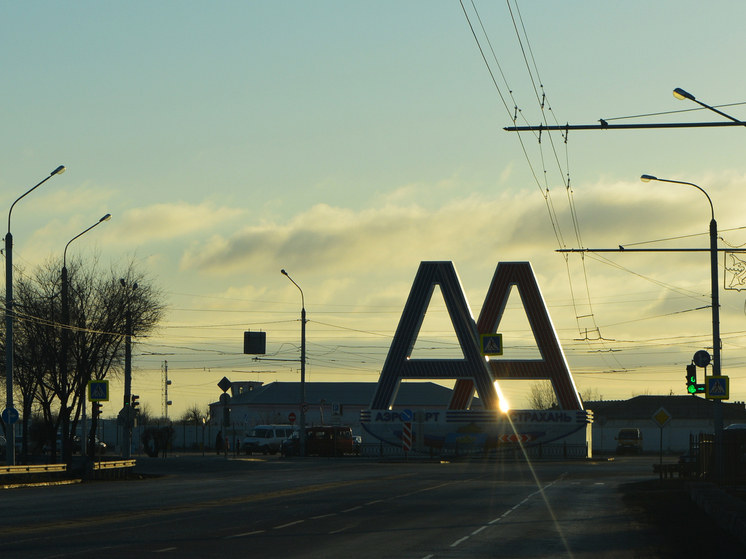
[88,380,110,402]
[705,375,729,400]
[480,333,503,357]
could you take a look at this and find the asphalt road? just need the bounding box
[3,454,665,558]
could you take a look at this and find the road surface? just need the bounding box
[3,455,663,558]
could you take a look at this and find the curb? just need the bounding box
[687,482,746,548]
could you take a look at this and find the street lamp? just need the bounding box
[673,88,746,126]
[640,174,724,461]
[60,213,111,461]
[281,269,306,457]
[5,165,66,466]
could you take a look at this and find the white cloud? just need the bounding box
[104,202,244,245]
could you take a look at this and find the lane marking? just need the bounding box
[422,555,434,559]
[274,520,304,529]
[365,500,383,505]
[154,547,177,552]
[451,536,469,547]
[502,510,512,517]
[224,530,265,539]
[511,504,521,510]
[2,474,415,537]
[329,527,349,534]
[342,506,362,513]
[471,526,487,535]
[488,517,502,525]
[311,513,337,520]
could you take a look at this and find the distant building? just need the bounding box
[209,381,461,436]
[586,395,746,454]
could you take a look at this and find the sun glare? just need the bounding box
[494,380,510,413]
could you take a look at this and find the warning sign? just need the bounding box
[480,333,503,356]
[705,376,729,400]
[88,380,110,402]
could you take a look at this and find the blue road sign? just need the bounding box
[88,380,110,402]
[1,407,19,425]
[705,376,729,400]
[480,333,503,356]
[400,409,413,422]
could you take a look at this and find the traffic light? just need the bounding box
[131,394,140,412]
[92,401,102,417]
[686,363,697,394]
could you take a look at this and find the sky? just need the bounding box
[3,1,746,419]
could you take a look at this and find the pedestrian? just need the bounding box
[216,430,222,454]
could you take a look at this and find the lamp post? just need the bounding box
[61,213,111,461]
[281,269,306,457]
[120,279,138,459]
[5,165,66,466]
[640,174,724,474]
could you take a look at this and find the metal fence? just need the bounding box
[357,441,589,460]
[688,432,746,491]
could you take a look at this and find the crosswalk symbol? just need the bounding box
[88,380,110,402]
[705,375,729,400]
[480,333,503,356]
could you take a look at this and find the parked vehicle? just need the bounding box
[281,426,355,457]
[242,425,294,455]
[42,435,107,455]
[678,448,698,465]
[615,428,643,454]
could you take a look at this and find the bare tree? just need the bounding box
[177,403,207,426]
[2,255,166,462]
[526,380,557,410]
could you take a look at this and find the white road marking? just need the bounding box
[451,536,469,547]
[365,500,383,505]
[502,509,512,517]
[154,547,178,552]
[224,530,265,539]
[488,517,502,524]
[274,520,304,529]
[471,526,487,535]
[311,513,338,519]
[342,506,362,513]
[422,555,434,559]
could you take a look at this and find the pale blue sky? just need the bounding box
[3,1,746,417]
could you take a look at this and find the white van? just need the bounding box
[242,425,294,455]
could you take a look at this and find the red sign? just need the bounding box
[288,412,296,424]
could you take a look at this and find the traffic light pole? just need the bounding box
[122,308,132,459]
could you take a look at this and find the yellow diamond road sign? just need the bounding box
[652,407,671,428]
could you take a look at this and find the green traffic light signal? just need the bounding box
[686,363,697,394]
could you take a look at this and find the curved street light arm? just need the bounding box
[63,214,112,268]
[640,175,714,221]
[281,269,305,310]
[7,166,66,233]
